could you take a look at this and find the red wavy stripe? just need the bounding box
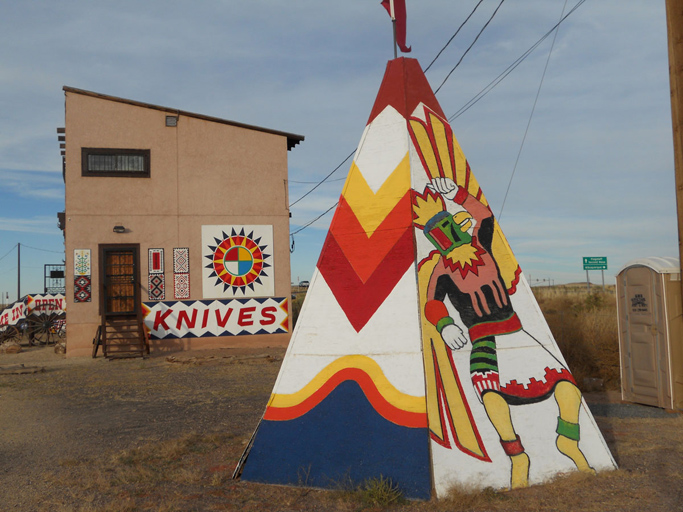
[508,265,522,295]
[264,367,427,428]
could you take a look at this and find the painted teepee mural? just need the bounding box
[236,58,616,498]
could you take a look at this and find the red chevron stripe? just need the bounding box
[264,367,428,428]
[330,193,413,283]
[317,228,415,332]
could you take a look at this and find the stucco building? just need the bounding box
[60,86,303,357]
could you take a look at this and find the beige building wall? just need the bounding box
[63,88,301,357]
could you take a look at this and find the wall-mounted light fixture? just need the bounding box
[113,225,126,233]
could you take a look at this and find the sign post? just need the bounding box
[583,257,608,292]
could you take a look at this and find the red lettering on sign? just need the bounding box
[201,309,210,329]
[215,308,233,327]
[238,307,256,326]
[176,309,198,330]
[260,306,277,326]
[153,309,173,331]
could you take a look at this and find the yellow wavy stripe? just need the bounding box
[270,354,426,413]
[342,153,411,236]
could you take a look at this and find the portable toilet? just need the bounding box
[616,257,683,410]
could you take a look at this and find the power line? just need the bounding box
[434,0,507,95]
[0,244,17,264]
[290,202,339,236]
[449,0,587,122]
[288,150,354,207]
[289,177,346,184]
[498,0,569,221]
[424,0,485,73]
[21,244,64,254]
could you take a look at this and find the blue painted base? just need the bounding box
[241,380,432,500]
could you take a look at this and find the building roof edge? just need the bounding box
[62,86,304,150]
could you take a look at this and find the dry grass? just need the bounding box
[42,431,244,511]
[533,287,620,391]
[21,372,681,512]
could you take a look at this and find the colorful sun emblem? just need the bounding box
[204,229,271,294]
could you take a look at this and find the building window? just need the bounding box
[81,148,150,177]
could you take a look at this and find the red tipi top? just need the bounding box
[367,58,445,126]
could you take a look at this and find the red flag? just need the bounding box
[381,0,411,53]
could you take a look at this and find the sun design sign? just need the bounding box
[201,225,274,298]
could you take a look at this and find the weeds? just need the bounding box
[355,475,405,507]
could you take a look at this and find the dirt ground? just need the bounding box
[0,345,681,512]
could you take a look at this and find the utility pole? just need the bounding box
[666,0,683,306]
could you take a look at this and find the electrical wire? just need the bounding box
[288,150,354,207]
[449,0,587,122]
[434,0,506,95]
[289,177,346,184]
[423,0,485,73]
[290,201,339,236]
[0,244,17,264]
[21,244,64,254]
[498,0,569,221]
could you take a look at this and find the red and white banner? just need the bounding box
[0,301,25,327]
[142,297,289,340]
[26,294,66,315]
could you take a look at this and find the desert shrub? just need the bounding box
[356,476,404,507]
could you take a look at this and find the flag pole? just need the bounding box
[393,19,397,58]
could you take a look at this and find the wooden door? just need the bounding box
[101,246,139,317]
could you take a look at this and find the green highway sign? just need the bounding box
[583,256,607,270]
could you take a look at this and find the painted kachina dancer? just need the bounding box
[413,160,594,488]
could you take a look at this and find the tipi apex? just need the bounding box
[236,57,616,499]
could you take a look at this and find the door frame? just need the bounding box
[99,244,141,319]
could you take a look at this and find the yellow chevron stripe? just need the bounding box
[270,354,426,413]
[342,153,411,236]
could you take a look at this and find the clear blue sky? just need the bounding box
[0,1,677,302]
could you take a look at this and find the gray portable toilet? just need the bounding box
[616,257,683,411]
